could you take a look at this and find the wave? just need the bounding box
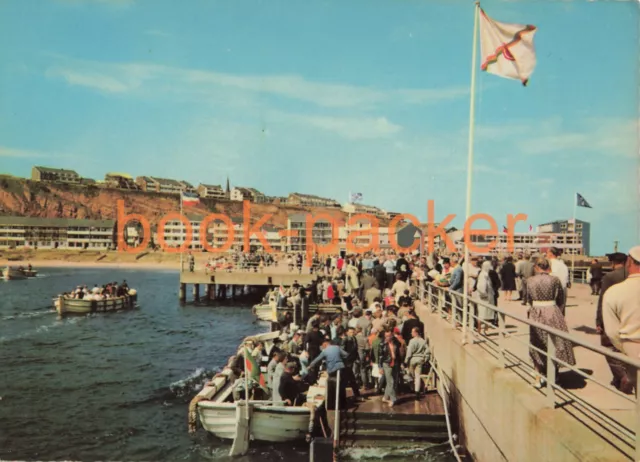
[2,310,56,321]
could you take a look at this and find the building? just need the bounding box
[286,213,336,252]
[446,230,584,256]
[537,219,590,256]
[286,193,341,208]
[197,184,226,200]
[246,188,268,204]
[230,187,254,202]
[0,217,114,250]
[31,166,81,184]
[104,173,140,190]
[135,176,195,195]
[342,203,387,220]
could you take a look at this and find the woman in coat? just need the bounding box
[499,256,517,301]
[474,260,496,335]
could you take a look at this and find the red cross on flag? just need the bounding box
[479,9,537,86]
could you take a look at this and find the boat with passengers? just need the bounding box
[53,281,138,315]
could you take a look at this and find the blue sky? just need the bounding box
[0,0,637,255]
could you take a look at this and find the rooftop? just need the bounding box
[34,166,79,176]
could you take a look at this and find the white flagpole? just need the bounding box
[571,192,577,280]
[462,1,480,345]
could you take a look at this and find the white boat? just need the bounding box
[54,289,138,315]
[188,331,327,456]
[252,303,343,322]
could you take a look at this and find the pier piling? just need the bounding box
[179,283,186,303]
[193,284,200,303]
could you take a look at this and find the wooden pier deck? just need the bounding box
[179,268,316,286]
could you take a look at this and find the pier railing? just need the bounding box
[419,281,640,461]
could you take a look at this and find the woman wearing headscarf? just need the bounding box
[474,260,496,335]
[526,257,576,389]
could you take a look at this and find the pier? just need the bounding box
[177,265,317,303]
[416,281,638,461]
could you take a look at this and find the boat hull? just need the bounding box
[197,402,311,442]
[55,294,138,315]
[1,269,28,280]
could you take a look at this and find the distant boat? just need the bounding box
[1,266,28,281]
[54,290,138,315]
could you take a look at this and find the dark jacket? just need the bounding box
[341,335,358,366]
[401,318,424,344]
[278,372,300,405]
[596,267,628,346]
[590,263,604,281]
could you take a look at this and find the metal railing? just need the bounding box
[418,281,640,461]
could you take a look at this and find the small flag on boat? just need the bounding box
[244,347,267,389]
[479,8,537,86]
[350,192,363,203]
[181,191,200,206]
[576,193,592,208]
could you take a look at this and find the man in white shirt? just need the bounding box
[547,247,569,315]
[603,246,640,389]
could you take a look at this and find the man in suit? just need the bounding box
[596,252,630,393]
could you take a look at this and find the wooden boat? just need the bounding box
[1,266,28,281]
[19,268,38,278]
[54,289,138,315]
[188,330,327,456]
[252,303,343,322]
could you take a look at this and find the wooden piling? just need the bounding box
[193,284,200,303]
[179,283,186,303]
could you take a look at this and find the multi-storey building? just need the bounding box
[342,203,387,220]
[286,213,337,252]
[31,166,81,184]
[447,230,584,256]
[197,184,226,200]
[230,187,254,202]
[0,217,114,249]
[135,176,195,195]
[537,219,590,255]
[104,173,140,190]
[286,193,341,209]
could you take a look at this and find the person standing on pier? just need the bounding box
[547,247,569,314]
[499,256,517,302]
[602,247,640,392]
[596,252,631,393]
[404,326,430,400]
[589,259,604,296]
[518,254,535,306]
[188,252,195,272]
[526,257,576,389]
[379,330,400,406]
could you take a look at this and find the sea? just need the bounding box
[0,267,456,461]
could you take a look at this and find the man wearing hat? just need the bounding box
[596,252,630,392]
[603,247,640,391]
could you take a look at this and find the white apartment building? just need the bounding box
[0,217,114,249]
[197,184,226,200]
[342,203,387,220]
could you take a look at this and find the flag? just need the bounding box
[181,191,200,206]
[244,347,267,389]
[502,226,508,233]
[529,224,533,232]
[350,192,363,203]
[576,193,592,208]
[479,9,537,86]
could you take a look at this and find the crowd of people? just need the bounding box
[62,280,131,300]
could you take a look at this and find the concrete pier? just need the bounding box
[192,284,200,303]
[415,284,636,461]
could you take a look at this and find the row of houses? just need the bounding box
[0,214,589,256]
[29,166,405,218]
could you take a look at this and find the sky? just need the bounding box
[0,0,637,255]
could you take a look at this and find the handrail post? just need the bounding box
[450,291,456,327]
[438,289,444,318]
[546,334,557,407]
[498,311,506,368]
[427,284,433,312]
[333,369,341,461]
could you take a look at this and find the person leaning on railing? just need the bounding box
[525,256,576,389]
[602,246,640,393]
[595,251,631,394]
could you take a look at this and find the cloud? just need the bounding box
[44,57,469,109]
[273,113,402,140]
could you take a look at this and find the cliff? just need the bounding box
[0,177,348,228]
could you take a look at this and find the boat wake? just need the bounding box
[0,317,83,344]
[169,367,216,399]
[2,310,56,321]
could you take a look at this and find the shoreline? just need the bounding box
[0,259,180,271]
